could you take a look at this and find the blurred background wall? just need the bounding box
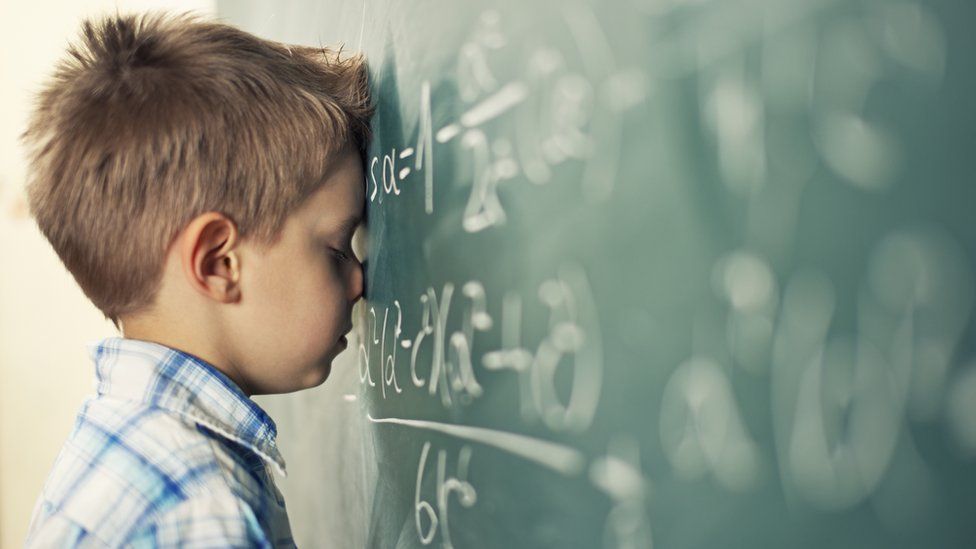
[0,1,214,546]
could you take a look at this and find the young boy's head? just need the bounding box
[21,12,373,396]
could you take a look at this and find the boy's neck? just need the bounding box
[120,317,253,397]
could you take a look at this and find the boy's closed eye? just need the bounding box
[328,247,353,262]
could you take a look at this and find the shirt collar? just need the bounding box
[86,336,287,477]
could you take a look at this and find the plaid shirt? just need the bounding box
[24,337,296,548]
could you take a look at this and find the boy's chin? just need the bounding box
[309,354,337,387]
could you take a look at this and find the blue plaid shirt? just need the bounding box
[24,337,296,548]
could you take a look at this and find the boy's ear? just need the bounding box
[180,212,242,303]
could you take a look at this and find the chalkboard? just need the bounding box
[219,1,976,547]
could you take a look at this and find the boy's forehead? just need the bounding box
[316,184,363,222]
[311,187,363,233]
[299,148,365,230]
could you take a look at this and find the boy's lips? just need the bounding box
[338,324,352,347]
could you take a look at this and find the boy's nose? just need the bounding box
[349,258,365,304]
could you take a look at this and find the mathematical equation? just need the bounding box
[358,263,602,434]
[365,7,647,234]
[354,6,657,548]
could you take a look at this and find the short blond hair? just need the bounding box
[21,12,373,328]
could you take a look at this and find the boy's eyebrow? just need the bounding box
[329,212,363,237]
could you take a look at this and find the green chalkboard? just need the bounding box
[220,0,976,547]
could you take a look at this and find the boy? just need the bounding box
[21,11,372,547]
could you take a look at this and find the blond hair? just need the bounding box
[21,12,373,328]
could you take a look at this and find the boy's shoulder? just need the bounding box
[24,338,294,548]
[26,399,292,547]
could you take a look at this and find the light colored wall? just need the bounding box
[0,1,214,546]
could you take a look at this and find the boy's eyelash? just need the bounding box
[330,248,352,262]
